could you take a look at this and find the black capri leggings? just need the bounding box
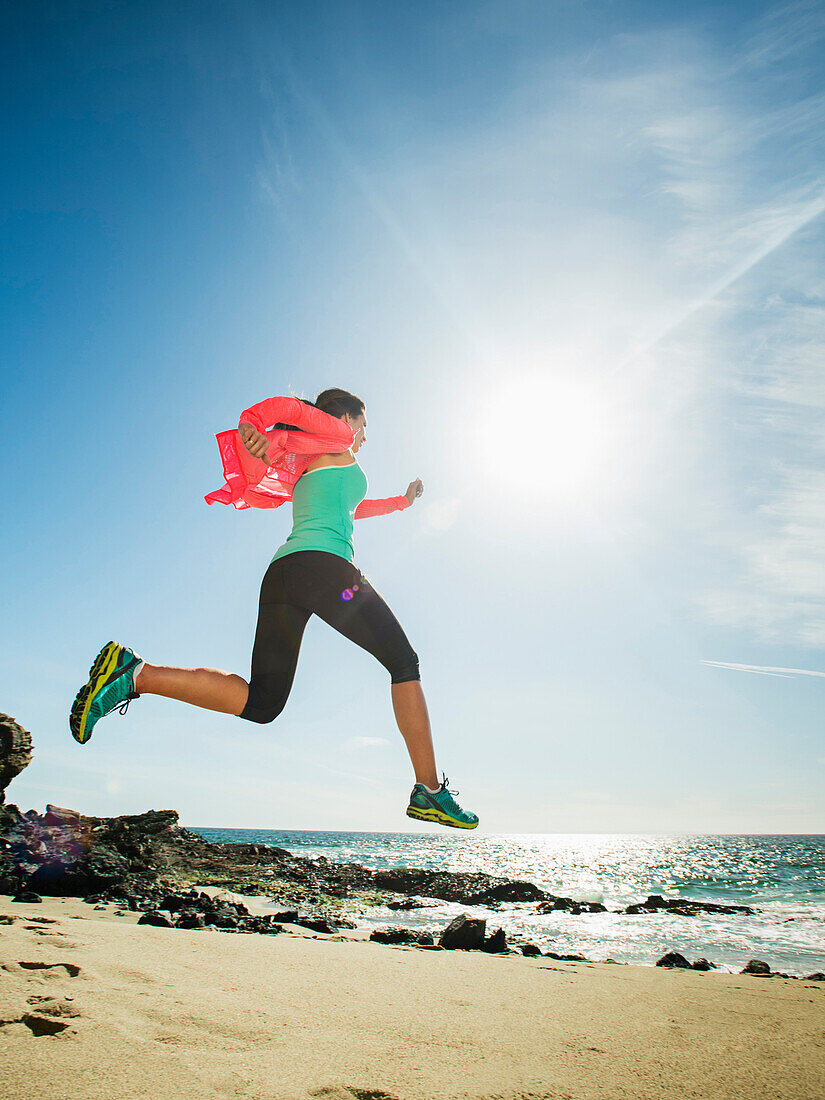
[239,550,420,724]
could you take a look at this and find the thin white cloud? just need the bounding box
[344,735,391,750]
[609,188,825,379]
[738,0,825,70]
[701,660,825,678]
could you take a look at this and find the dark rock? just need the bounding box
[691,958,715,971]
[269,912,355,933]
[543,951,587,961]
[43,804,83,829]
[804,972,825,981]
[0,802,24,830]
[387,897,429,910]
[536,897,577,913]
[482,927,508,953]
[655,951,691,968]
[138,910,174,927]
[175,910,205,929]
[464,881,549,905]
[0,713,33,803]
[268,910,300,923]
[244,917,283,935]
[370,927,420,944]
[293,917,337,934]
[28,845,130,896]
[207,907,239,929]
[741,959,772,975]
[537,896,608,915]
[520,943,542,957]
[626,894,754,916]
[12,889,42,903]
[438,914,486,951]
[369,926,436,946]
[372,868,550,906]
[158,893,190,913]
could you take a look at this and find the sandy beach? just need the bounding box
[1,896,823,1100]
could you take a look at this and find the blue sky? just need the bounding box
[3,0,824,832]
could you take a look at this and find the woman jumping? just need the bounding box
[68,388,479,830]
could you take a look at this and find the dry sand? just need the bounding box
[1,896,823,1100]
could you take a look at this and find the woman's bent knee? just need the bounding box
[238,708,278,724]
[238,690,288,724]
[390,650,420,684]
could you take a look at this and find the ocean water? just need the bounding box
[188,829,825,977]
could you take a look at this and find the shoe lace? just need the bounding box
[441,774,460,798]
[106,692,139,718]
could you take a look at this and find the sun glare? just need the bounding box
[468,375,612,507]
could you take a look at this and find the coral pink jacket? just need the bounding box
[204,395,412,519]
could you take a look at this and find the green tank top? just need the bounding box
[271,460,369,565]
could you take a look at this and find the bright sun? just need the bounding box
[529,383,606,495]
[467,375,611,506]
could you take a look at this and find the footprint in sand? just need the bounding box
[17,961,83,978]
[26,994,81,1018]
[0,996,81,1038]
[309,1089,400,1100]
[0,914,59,925]
[20,1013,75,1036]
[27,935,80,950]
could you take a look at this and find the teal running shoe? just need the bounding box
[70,641,143,745]
[406,773,479,830]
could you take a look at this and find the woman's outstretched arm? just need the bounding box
[354,496,412,519]
[354,479,423,519]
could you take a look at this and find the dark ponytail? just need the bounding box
[273,387,365,432]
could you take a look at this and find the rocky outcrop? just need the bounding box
[0,791,767,976]
[371,869,548,905]
[386,897,429,910]
[0,801,607,912]
[120,887,350,936]
[625,894,754,916]
[0,714,32,807]
[537,897,608,914]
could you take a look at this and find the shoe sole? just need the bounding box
[406,805,479,829]
[70,641,122,745]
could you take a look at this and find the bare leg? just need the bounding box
[391,680,439,789]
[135,663,249,716]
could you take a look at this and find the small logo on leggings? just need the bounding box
[340,583,360,601]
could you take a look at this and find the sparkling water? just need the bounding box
[189,829,825,977]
